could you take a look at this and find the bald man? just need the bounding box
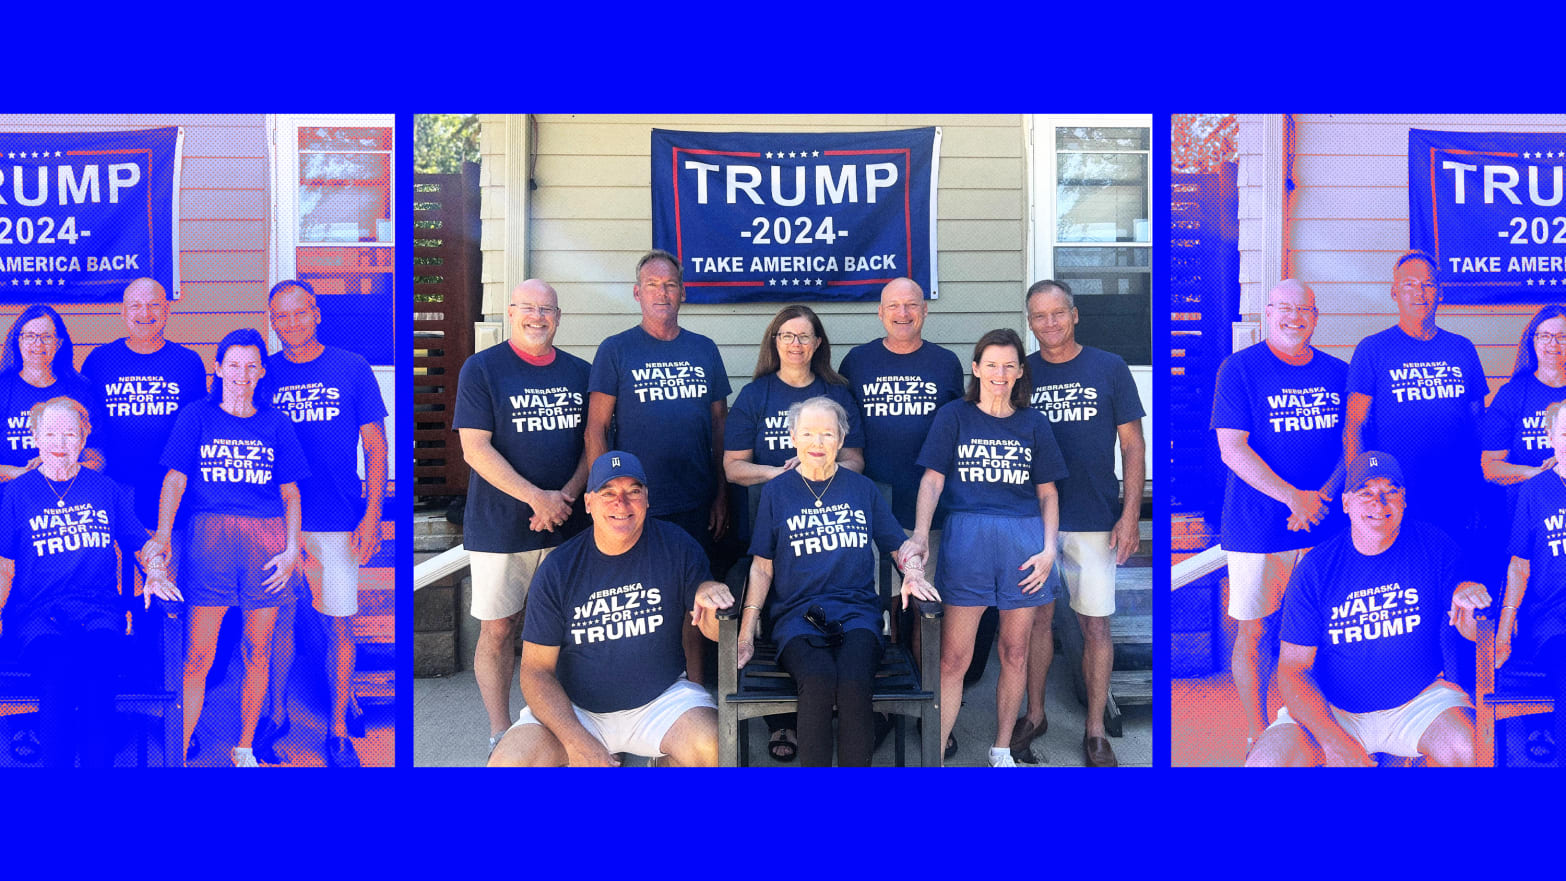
[81,278,208,535]
[455,280,592,756]
[1211,279,1349,754]
[838,278,965,535]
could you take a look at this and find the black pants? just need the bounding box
[1533,636,1566,766]
[24,627,122,768]
[779,629,882,767]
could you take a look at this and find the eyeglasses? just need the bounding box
[20,333,58,346]
[510,304,560,317]
[1395,280,1439,293]
[1535,332,1566,347]
[804,605,844,647]
[1350,486,1404,505]
[1268,304,1317,317]
[775,332,816,345]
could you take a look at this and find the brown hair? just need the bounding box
[753,305,846,384]
[964,328,1032,410]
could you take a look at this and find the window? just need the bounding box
[1031,116,1152,366]
[272,115,394,366]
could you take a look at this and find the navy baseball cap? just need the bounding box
[588,451,648,493]
[1346,451,1404,493]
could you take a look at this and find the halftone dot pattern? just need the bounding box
[0,113,394,768]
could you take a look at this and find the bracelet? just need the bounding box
[743,604,761,612]
[1502,605,1517,612]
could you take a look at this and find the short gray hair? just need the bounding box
[787,395,849,439]
[1025,279,1073,308]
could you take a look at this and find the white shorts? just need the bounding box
[1225,547,1308,620]
[510,677,715,759]
[1057,531,1116,617]
[468,548,551,621]
[1270,680,1472,758]
[303,532,360,618]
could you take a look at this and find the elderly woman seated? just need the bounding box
[1494,401,1566,763]
[737,395,938,766]
[0,397,178,767]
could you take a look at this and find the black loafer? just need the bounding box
[326,735,361,768]
[252,715,289,765]
[185,732,200,763]
[346,703,366,739]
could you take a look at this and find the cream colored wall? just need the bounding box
[0,114,270,371]
[1237,113,1566,398]
[477,114,1031,396]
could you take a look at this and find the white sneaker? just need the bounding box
[988,747,1017,767]
[232,747,259,767]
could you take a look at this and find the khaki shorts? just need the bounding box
[303,532,360,618]
[511,677,715,759]
[469,548,551,621]
[1225,547,1308,621]
[1270,680,1472,759]
[1057,531,1116,617]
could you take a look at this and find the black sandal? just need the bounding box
[768,728,798,762]
[10,727,41,763]
[945,733,958,760]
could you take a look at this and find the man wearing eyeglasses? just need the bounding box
[1246,452,1487,767]
[1210,279,1348,755]
[455,279,592,757]
[586,250,732,684]
[1343,251,1487,545]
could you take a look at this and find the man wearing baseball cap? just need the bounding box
[488,451,735,766]
[1246,451,1490,766]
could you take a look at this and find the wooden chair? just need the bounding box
[1475,606,1555,768]
[0,594,183,767]
[716,553,942,766]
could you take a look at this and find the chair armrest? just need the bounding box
[913,598,943,619]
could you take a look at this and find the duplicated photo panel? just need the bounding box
[412,114,1153,768]
[1171,113,1566,768]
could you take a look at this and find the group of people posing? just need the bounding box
[463,249,1146,767]
[0,278,387,767]
[1216,250,1566,766]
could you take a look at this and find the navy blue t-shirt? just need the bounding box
[1480,373,1566,469]
[522,519,705,714]
[1508,471,1566,652]
[1347,326,1486,522]
[916,400,1068,518]
[0,372,107,470]
[160,399,310,520]
[259,346,388,533]
[1279,521,1458,714]
[0,468,147,637]
[1027,346,1145,532]
[1211,342,1349,552]
[748,467,908,655]
[725,373,864,467]
[838,339,965,529]
[589,326,731,516]
[453,343,590,554]
[80,338,208,528]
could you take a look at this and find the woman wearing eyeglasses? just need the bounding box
[723,304,865,762]
[1477,306,1566,583]
[738,396,937,766]
[0,305,107,483]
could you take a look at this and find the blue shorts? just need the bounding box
[183,513,296,610]
[936,513,1058,610]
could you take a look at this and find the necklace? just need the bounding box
[800,466,837,508]
[44,466,80,508]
